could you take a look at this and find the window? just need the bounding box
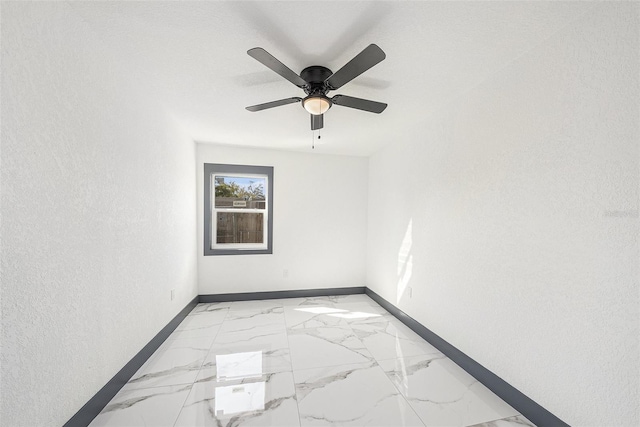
[204,164,273,256]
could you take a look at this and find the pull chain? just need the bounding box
[311,130,321,150]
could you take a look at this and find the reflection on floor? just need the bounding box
[90,294,536,427]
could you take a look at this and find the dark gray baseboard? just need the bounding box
[199,286,366,302]
[364,288,569,427]
[63,296,199,427]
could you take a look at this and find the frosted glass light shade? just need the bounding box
[303,96,331,115]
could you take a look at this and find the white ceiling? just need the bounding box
[68,1,592,156]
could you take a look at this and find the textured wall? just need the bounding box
[366,3,639,425]
[1,3,198,426]
[197,144,368,294]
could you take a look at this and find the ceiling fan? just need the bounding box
[245,44,388,131]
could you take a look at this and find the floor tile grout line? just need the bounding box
[287,295,387,425]
[372,352,447,364]
[358,294,425,425]
[281,302,303,427]
[194,303,232,373]
[171,302,230,427]
[170,378,199,427]
[375,353,521,427]
[202,300,299,425]
[287,295,433,427]
[291,360,378,377]
[370,361,427,427]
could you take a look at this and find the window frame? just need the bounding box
[204,163,273,256]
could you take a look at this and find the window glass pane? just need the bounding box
[214,176,266,209]
[216,212,264,244]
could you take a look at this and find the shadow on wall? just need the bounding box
[397,219,413,304]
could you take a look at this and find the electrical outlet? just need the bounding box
[171,289,175,301]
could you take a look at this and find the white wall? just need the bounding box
[1,3,197,426]
[367,3,638,426]
[198,144,367,295]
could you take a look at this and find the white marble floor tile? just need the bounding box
[333,297,383,308]
[284,306,351,329]
[191,302,232,315]
[96,294,529,427]
[171,310,226,339]
[128,337,213,389]
[294,361,424,426]
[468,415,536,427]
[287,325,375,370]
[347,311,401,326]
[379,355,519,427]
[220,306,286,336]
[271,296,338,307]
[327,302,389,323]
[175,371,300,427]
[277,295,375,308]
[89,384,192,427]
[197,330,292,382]
[351,318,442,361]
[230,300,285,311]
[324,294,374,304]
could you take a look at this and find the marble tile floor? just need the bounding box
[90,294,536,427]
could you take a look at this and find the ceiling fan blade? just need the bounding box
[331,95,387,113]
[247,48,307,88]
[325,44,386,90]
[311,114,324,130]
[246,97,302,112]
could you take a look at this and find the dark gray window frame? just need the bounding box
[204,163,274,256]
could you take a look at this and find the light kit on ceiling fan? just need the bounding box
[245,44,388,131]
[302,96,331,115]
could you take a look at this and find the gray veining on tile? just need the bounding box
[191,302,232,315]
[379,355,519,426]
[229,300,285,311]
[467,415,537,427]
[197,329,291,383]
[220,306,286,336]
[351,318,442,361]
[175,371,300,426]
[273,296,339,307]
[171,310,225,339]
[288,325,374,370]
[127,337,213,389]
[294,362,424,426]
[284,306,350,329]
[89,384,192,426]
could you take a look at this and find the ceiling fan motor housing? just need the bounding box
[300,66,333,115]
[300,66,333,84]
[300,66,333,95]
